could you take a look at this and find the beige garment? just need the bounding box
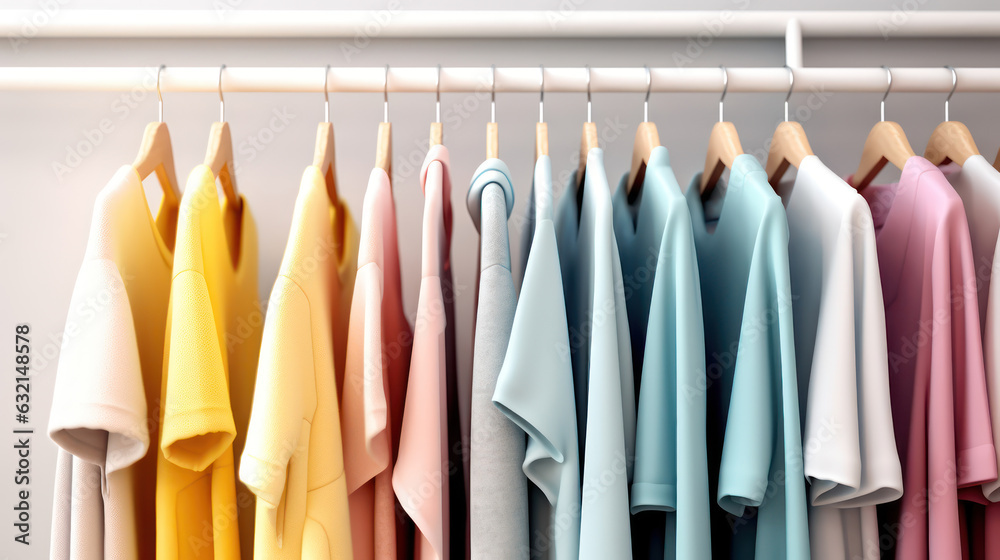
[48,165,177,559]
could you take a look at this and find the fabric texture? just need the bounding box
[156,164,261,560]
[48,165,177,560]
[392,145,465,560]
[611,147,711,559]
[239,166,357,559]
[341,167,414,560]
[854,156,997,560]
[685,154,810,559]
[493,155,582,560]
[776,155,902,560]
[554,148,635,559]
[466,158,528,559]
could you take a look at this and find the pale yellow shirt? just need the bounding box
[240,166,358,559]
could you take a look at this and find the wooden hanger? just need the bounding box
[430,64,443,147]
[536,65,548,161]
[700,66,744,196]
[853,66,916,190]
[375,65,392,177]
[204,65,238,205]
[486,65,499,159]
[766,66,815,187]
[577,66,599,192]
[925,67,979,167]
[313,65,339,202]
[627,66,660,201]
[132,65,181,208]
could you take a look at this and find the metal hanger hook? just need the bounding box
[643,65,651,123]
[880,65,892,122]
[586,64,592,123]
[218,64,226,122]
[539,64,545,123]
[945,65,957,122]
[323,64,331,123]
[383,64,389,123]
[156,64,165,122]
[719,65,729,123]
[783,65,794,123]
[490,64,496,123]
[435,64,441,123]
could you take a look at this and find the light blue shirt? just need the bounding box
[612,147,711,559]
[554,148,635,559]
[493,155,581,560]
[685,154,810,559]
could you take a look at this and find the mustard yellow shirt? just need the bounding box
[157,164,261,560]
[239,166,358,559]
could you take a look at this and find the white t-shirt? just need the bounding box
[776,155,903,560]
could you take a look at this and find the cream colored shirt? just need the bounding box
[49,165,177,560]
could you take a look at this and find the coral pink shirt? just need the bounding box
[343,167,414,560]
[855,157,996,560]
[393,145,463,560]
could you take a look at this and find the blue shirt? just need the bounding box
[685,154,810,559]
[612,147,711,559]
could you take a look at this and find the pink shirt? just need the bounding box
[855,156,996,559]
[392,145,463,560]
[343,167,414,560]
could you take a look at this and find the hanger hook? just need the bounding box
[644,65,651,123]
[783,65,794,123]
[218,64,226,122]
[539,64,545,123]
[490,64,496,123]
[323,64,331,123]
[586,64,592,123]
[156,64,165,122]
[945,65,957,122]
[719,65,729,123]
[383,64,389,123]
[880,65,892,122]
[435,64,441,123]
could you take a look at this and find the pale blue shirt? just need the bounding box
[612,147,711,559]
[493,155,581,560]
[685,154,810,559]
[554,148,635,559]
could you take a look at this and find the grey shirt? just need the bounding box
[467,158,529,559]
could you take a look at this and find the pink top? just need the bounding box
[343,168,414,560]
[856,157,996,560]
[392,145,462,560]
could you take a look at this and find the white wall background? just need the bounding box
[3,1,1000,557]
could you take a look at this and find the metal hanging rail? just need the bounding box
[2,66,1000,94]
[2,10,1000,39]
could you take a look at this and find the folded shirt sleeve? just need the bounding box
[939,206,997,490]
[48,258,149,475]
[160,268,236,472]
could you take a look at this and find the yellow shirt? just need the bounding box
[157,165,261,559]
[239,166,357,559]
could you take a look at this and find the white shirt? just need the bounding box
[777,155,903,560]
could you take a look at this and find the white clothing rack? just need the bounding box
[2,11,1000,94]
